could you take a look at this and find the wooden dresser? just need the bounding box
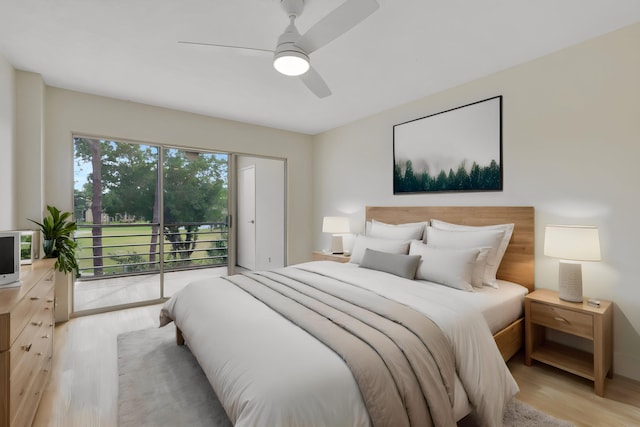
[0,259,55,427]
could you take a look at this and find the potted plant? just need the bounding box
[29,205,79,275]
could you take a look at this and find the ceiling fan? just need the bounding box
[179,0,380,98]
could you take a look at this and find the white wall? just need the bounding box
[313,23,640,380]
[42,87,313,266]
[0,52,16,230]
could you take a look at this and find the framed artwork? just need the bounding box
[393,96,502,194]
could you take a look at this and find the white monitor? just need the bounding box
[0,231,21,287]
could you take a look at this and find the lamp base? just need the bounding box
[558,261,583,302]
[330,235,344,254]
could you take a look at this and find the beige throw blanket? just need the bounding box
[224,268,457,427]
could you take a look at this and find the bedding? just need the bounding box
[359,248,421,279]
[429,220,515,288]
[348,234,411,264]
[408,241,479,291]
[410,275,529,334]
[160,260,519,427]
[424,226,505,288]
[367,219,428,240]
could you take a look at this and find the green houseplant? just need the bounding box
[29,205,79,275]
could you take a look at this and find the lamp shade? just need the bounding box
[322,216,350,234]
[544,225,601,261]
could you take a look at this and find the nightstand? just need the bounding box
[525,289,613,396]
[311,251,350,263]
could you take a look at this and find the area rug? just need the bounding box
[118,324,574,427]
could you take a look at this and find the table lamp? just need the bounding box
[322,216,350,254]
[544,225,601,302]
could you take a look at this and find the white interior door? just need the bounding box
[237,165,256,270]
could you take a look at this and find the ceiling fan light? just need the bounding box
[273,50,310,76]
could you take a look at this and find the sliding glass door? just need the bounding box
[162,147,228,297]
[72,137,228,313]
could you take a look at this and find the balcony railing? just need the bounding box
[75,221,228,280]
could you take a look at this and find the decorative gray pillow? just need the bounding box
[359,248,421,280]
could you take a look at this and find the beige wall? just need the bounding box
[313,23,640,380]
[15,71,45,230]
[0,52,16,230]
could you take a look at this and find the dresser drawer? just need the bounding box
[10,298,54,380]
[9,321,53,421]
[530,301,593,339]
[4,273,54,351]
[11,353,52,427]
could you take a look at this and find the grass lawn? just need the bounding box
[75,223,227,278]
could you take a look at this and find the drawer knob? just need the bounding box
[47,299,54,303]
[32,321,44,327]
[553,316,568,323]
[30,296,41,301]
[36,352,43,356]
[23,343,33,352]
[42,334,50,339]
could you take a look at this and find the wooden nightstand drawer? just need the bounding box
[530,301,593,339]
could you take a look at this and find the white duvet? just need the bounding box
[161,261,519,427]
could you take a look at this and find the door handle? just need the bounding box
[249,220,255,224]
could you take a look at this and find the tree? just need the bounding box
[435,170,448,190]
[393,163,404,192]
[456,161,471,190]
[447,168,456,190]
[486,159,501,189]
[469,162,481,189]
[74,140,229,273]
[402,160,419,192]
[162,149,228,264]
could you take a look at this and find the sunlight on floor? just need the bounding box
[73,267,228,312]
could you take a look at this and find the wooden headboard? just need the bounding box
[365,206,535,291]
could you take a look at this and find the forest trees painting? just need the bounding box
[393,96,502,194]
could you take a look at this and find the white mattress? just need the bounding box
[337,262,527,334]
[412,278,529,334]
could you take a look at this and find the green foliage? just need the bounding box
[109,251,148,273]
[73,139,229,269]
[207,239,228,258]
[28,205,79,275]
[394,159,501,193]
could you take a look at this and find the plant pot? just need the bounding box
[43,239,57,258]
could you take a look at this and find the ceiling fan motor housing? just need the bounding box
[273,21,310,76]
[280,0,305,18]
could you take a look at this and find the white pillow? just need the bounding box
[349,235,411,265]
[367,219,428,241]
[430,220,514,288]
[470,247,491,288]
[409,241,478,292]
[424,226,505,288]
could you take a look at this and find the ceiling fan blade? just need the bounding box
[295,0,379,54]
[300,66,331,98]
[178,41,273,54]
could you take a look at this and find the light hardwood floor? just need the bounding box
[32,305,640,427]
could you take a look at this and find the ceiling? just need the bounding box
[1,1,639,135]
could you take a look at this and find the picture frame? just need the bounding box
[393,96,502,194]
[19,230,39,265]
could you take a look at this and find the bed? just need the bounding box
[160,206,534,427]
[364,206,535,361]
